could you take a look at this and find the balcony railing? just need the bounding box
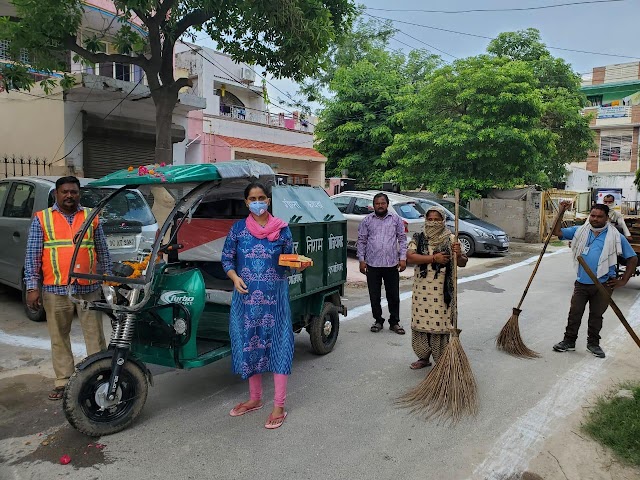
[218,104,313,132]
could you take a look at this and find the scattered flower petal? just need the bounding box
[60,454,71,465]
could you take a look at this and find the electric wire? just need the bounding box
[366,0,627,14]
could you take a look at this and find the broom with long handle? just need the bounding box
[577,257,640,349]
[496,208,565,358]
[397,189,478,423]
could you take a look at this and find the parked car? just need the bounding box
[0,176,158,322]
[413,197,509,256]
[329,190,426,250]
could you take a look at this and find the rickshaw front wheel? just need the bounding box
[63,355,149,437]
[309,302,340,355]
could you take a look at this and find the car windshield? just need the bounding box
[434,199,478,220]
[393,202,423,219]
[80,188,156,226]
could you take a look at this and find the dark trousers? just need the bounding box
[366,265,400,326]
[564,281,611,345]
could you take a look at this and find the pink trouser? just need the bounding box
[248,373,288,407]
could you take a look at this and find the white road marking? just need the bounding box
[0,249,569,352]
[471,292,640,480]
[341,248,569,321]
[0,331,87,357]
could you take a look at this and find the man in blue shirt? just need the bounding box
[551,200,637,358]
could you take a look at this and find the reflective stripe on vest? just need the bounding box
[36,208,98,285]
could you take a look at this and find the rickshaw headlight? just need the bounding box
[173,318,187,335]
[102,285,116,305]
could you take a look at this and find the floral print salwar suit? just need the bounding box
[222,219,294,380]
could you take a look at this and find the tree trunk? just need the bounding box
[153,91,178,165]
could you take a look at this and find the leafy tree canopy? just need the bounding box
[383,55,555,199]
[316,47,440,187]
[487,28,594,185]
[0,0,355,161]
[381,28,594,198]
[283,9,396,110]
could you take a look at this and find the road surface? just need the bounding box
[1,245,639,480]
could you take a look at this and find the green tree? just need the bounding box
[283,10,396,110]
[383,55,555,198]
[383,29,594,198]
[0,0,355,163]
[316,48,440,187]
[487,28,594,185]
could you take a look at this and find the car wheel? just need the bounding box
[22,281,46,322]
[458,234,475,256]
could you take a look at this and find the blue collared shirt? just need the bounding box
[560,226,636,284]
[24,203,111,295]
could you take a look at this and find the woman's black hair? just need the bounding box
[243,182,270,200]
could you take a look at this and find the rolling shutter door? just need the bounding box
[84,132,157,179]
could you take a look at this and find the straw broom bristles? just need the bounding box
[496,308,540,359]
[397,329,478,424]
[495,208,564,358]
[397,189,478,424]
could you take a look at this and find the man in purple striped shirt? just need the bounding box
[357,193,408,334]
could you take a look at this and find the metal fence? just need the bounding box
[2,155,50,179]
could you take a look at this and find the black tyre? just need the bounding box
[22,281,45,322]
[63,354,149,437]
[309,302,340,355]
[458,234,475,256]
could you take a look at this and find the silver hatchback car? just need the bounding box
[0,176,157,321]
[329,190,426,250]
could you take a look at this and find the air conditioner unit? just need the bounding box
[240,67,256,84]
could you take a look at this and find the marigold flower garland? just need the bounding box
[127,162,167,182]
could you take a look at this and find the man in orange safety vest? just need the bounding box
[24,176,111,400]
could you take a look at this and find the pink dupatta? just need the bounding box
[245,213,288,241]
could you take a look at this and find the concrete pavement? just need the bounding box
[1,246,640,479]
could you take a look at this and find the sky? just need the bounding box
[199,0,640,114]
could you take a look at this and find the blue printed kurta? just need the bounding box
[222,219,294,379]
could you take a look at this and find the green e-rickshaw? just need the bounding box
[62,161,347,436]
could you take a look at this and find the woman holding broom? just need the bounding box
[407,205,468,369]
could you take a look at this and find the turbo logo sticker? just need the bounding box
[159,290,195,306]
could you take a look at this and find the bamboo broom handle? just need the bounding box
[577,257,640,349]
[515,209,565,310]
[453,189,459,330]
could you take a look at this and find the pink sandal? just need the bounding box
[265,411,287,429]
[229,402,263,417]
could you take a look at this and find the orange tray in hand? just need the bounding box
[279,254,313,268]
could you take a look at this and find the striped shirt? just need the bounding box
[24,204,111,295]
[357,211,407,267]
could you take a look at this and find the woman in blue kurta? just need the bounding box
[222,182,295,429]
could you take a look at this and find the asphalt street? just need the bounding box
[1,245,639,480]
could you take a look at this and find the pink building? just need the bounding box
[175,44,327,186]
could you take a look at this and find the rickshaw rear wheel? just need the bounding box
[63,355,149,437]
[309,302,340,355]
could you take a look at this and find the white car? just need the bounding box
[329,190,425,249]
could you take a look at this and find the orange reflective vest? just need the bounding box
[36,207,99,286]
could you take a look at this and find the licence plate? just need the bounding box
[107,235,135,249]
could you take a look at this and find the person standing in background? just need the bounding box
[357,193,408,334]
